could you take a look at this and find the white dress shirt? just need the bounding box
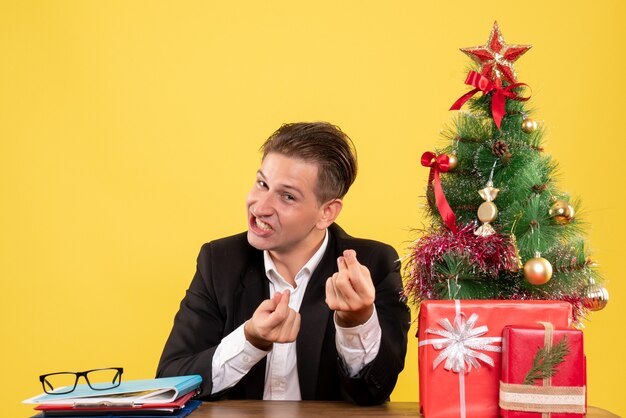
[210,230,382,399]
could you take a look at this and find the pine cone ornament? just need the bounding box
[492,140,509,156]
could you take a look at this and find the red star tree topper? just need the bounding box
[461,21,531,84]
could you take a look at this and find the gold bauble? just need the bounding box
[582,279,609,311]
[447,154,458,171]
[521,118,538,133]
[523,254,553,285]
[549,200,575,225]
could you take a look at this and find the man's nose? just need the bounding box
[251,192,274,217]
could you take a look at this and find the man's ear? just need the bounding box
[317,198,343,229]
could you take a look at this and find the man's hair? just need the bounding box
[261,122,358,202]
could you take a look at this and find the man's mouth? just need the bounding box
[253,216,273,232]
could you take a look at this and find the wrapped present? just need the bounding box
[499,323,586,417]
[418,300,572,418]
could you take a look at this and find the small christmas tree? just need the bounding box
[403,22,608,324]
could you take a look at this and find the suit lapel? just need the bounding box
[235,249,268,323]
[235,249,269,399]
[296,233,338,399]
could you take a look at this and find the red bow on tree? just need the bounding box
[421,152,457,233]
[450,71,530,129]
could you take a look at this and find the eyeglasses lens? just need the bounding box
[87,368,122,389]
[43,373,77,394]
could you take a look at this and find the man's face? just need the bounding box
[246,153,328,257]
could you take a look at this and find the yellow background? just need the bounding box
[1,1,624,416]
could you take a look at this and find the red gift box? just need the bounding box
[499,324,586,417]
[418,300,572,418]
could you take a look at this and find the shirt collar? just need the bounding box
[263,229,329,283]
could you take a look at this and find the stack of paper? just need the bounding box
[23,375,203,418]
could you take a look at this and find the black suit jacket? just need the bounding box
[156,223,410,405]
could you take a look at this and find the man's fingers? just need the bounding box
[257,295,279,313]
[326,275,353,311]
[277,310,300,342]
[326,251,376,315]
[326,277,343,310]
[343,249,357,261]
[337,256,348,272]
[346,265,372,295]
[343,250,373,294]
[256,290,292,330]
[285,310,300,340]
[279,289,291,304]
[343,249,362,279]
[331,274,349,303]
[272,290,291,317]
[272,291,283,305]
[333,274,359,308]
[248,290,303,346]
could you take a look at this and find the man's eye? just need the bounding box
[257,180,267,188]
[283,193,295,201]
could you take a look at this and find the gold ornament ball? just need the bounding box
[549,200,575,225]
[521,118,538,134]
[523,256,553,285]
[447,154,458,171]
[477,201,498,223]
[583,281,609,311]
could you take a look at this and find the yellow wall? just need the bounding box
[2,1,624,416]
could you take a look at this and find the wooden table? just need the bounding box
[190,401,619,417]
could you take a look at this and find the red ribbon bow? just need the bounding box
[421,152,457,233]
[450,71,530,129]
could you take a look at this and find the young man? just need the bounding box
[156,122,410,405]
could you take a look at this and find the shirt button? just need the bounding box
[243,355,250,363]
[363,332,369,339]
[347,335,354,342]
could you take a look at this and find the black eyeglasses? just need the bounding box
[39,367,123,395]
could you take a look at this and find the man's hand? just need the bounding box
[244,290,301,350]
[325,249,376,327]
